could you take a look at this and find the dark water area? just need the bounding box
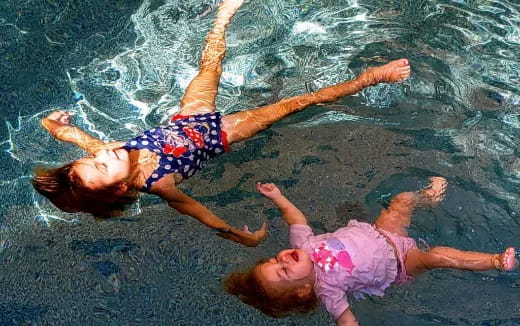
[0,0,143,214]
[1,0,520,325]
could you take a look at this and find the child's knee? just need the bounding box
[421,247,455,270]
[403,249,428,276]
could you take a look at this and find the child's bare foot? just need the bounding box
[214,0,243,25]
[420,177,447,204]
[219,0,244,13]
[212,0,243,32]
[493,247,518,271]
[363,59,411,86]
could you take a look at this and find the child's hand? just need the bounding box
[256,182,282,199]
[46,111,75,126]
[217,222,268,247]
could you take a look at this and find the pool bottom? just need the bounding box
[1,121,518,325]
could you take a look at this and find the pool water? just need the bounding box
[1,0,519,325]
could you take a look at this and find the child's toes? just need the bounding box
[223,0,244,9]
[502,247,518,271]
[422,177,448,203]
[399,69,410,80]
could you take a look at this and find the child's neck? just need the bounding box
[310,264,317,286]
[302,264,317,288]
[127,149,161,189]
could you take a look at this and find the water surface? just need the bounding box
[0,0,519,325]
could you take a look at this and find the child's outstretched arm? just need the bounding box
[151,180,267,247]
[42,111,124,154]
[256,182,308,225]
[336,308,359,326]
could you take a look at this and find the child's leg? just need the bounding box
[221,59,411,144]
[375,177,447,237]
[178,0,243,116]
[405,247,518,276]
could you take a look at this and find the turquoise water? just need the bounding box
[1,0,519,325]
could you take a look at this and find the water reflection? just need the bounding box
[0,0,519,324]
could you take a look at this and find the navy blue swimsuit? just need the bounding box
[123,112,229,192]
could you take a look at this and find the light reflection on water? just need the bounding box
[0,0,519,324]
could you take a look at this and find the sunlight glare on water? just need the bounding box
[0,0,519,324]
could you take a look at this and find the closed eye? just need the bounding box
[95,162,107,173]
[274,257,289,277]
[277,268,285,279]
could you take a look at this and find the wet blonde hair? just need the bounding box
[223,259,318,318]
[32,163,139,218]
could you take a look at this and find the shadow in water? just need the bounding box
[0,302,47,326]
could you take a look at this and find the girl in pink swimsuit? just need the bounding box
[224,177,518,325]
[32,0,411,247]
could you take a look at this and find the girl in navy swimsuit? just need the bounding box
[32,0,411,247]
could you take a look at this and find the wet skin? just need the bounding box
[258,249,315,284]
[73,148,131,189]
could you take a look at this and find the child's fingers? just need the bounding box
[58,115,71,125]
[256,182,269,191]
[216,224,267,247]
[255,221,268,239]
[258,183,275,190]
[254,221,267,234]
[47,111,64,119]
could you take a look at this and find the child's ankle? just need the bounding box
[492,254,501,270]
[357,71,376,87]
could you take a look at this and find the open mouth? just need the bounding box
[291,252,299,262]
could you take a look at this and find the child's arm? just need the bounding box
[336,309,359,326]
[42,111,124,154]
[256,182,308,225]
[151,180,268,247]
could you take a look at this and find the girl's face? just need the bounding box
[257,249,314,284]
[73,148,131,190]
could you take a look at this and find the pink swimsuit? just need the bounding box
[290,220,417,320]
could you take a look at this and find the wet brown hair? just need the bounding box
[31,163,139,218]
[223,259,318,318]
